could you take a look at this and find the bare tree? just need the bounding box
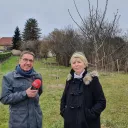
[47,27,82,66]
[20,40,41,58]
[68,0,121,70]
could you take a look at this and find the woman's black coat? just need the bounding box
[60,70,106,128]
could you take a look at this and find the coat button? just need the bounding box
[70,106,75,109]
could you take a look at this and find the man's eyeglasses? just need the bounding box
[22,58,34,63]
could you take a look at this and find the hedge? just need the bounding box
[0,52,12,62]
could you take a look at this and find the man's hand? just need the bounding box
[26,87,38,98]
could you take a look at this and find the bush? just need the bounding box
[0,52,12,62]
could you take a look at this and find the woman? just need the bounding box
[60,52,106,128]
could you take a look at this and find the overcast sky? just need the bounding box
[0,0,128,37]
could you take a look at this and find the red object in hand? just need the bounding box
[31,79,42,90]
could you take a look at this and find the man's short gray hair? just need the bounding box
[20,51,35,58]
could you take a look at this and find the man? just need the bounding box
[0,51,43,128]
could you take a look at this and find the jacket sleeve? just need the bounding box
[85,77,106,119]
[0,75,27,105]
[38,85,43,96]
[38,76,43,96]
[60,81,68,117]
[35,73,43,96]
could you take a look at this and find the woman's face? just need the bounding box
[71,58,86,75]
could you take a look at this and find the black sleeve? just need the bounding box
[38,77,43,96]
[60,81,69,117]
[35,73,43,96]
[85,77,106,119]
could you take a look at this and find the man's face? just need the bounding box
[19,53,34,71]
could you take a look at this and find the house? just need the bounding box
[0,37,13,51]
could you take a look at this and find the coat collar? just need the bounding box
[67,69,99,85]
[13,70,38,78]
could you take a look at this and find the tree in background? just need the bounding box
[12,26,21,50]
[68,0,123,71]
[48,27,81,66]
[22,18,41,41]
[20,40,41,58]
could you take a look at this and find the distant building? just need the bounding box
[47,50,56,57]
[0,37,13,51]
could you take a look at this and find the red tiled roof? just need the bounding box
[0,37,13,46]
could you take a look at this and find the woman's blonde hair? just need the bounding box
[70,52,88,67]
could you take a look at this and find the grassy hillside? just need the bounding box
[0,56,128,128]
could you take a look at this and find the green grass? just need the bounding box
[0,56,128,128]
[100,73,128,128]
